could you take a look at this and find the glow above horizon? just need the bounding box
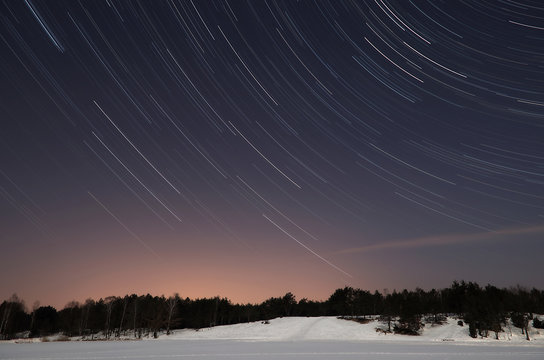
[1,1,543,310]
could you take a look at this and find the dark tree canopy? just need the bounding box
[1,281,543,340]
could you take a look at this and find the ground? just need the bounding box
[1,317,543,359]
[2,340,544,360]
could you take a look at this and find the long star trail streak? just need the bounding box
[369,143,457,185]
[402,41,467,78]
[364,37,424,83]
[88,191,162,261]
[164,48,232,132]
[23,0,64,52]
[276,28,333,95]
[508,20,544,30]
[94,101,181,194]
[92,132,183,223]
[237,175,321,242]
[149,94,228,178]
[0,184,51,236]
[263,214,353,278]
[84,140,176,230]
[1,0,544,306]
[395,192,493,232]
[218,25,279,106]
[229,121,302,189]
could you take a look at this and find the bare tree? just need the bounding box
[132,299,138,338]
[63,301,80,336]
[104,296,116,339]
[0,294,22,339]
[80,299,93,337]
[166,294,179,335]
[0,302,11,338]
[29,301,40,334]
[519,314,530,341]
[117,297,128,337]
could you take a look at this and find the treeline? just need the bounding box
[1,281,543,340]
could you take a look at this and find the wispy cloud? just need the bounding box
[337,225,544,255]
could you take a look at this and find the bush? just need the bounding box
[375,327,391,335]
[393,324,420,335]
[469,322,477,338]
[511,312,528,329]
[394,317,422,336]
[533,317,544,329]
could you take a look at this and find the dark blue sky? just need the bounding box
[1,0,543,308]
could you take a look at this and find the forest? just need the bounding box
[1,281,543,340]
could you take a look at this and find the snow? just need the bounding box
[164,316,544,344]
[2,339,544,360]
[1,317,543,359]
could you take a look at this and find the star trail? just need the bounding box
[1,0,543,308]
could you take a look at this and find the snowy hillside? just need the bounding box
[163,316,544,344]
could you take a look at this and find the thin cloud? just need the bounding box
[337,225,544,255]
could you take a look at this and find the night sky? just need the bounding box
[1,1,543,309]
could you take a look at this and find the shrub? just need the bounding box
[469,322,477,338]
[511,312,528,329]
[375,327,391,335]
[394,317,422,336]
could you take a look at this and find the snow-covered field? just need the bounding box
[163,316,544,343]
[2,317,543,359]
[2,340,544,360]
[0,340,544,360]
